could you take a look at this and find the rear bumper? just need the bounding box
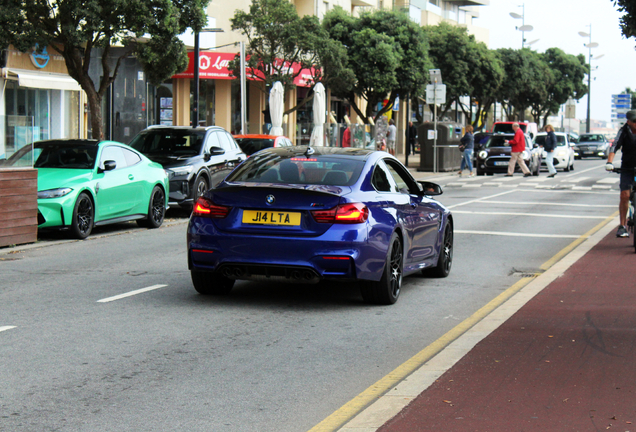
[187,218,386,282]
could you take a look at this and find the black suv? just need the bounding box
[129,126,246,209]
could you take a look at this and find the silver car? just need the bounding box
[573,133,611,159]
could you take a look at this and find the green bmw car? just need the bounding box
[4,139,169,239]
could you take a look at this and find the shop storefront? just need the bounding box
[171,51,315,140]
[1,45,83,160]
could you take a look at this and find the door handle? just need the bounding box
[128,174,134,180]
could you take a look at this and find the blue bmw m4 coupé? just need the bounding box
[187,146,453,305]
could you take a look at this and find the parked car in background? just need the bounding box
[233,134,293,156]
[475,133,541,176]
[187,146,453,305]
[129,126,246,210]
[534,132,576,171]
[572,133,611,159]
[2,139,169,239]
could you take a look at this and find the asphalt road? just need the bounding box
[0,158,618,432]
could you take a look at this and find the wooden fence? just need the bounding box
[0,168,38,248]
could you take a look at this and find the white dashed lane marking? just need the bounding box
[97,285,168,303]
[0,326,17,333]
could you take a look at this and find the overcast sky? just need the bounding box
[474,0,635,125]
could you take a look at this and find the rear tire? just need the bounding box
[191,270,235,295]
[70,192,94,239]
[137,186,165,228]
[423,222,453,278]
[360,232,403,305]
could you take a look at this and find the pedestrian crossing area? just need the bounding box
[442,175,620,191]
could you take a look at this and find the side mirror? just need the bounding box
[98,160,116,173]
[207,146,225,156]
[418,181,443,196]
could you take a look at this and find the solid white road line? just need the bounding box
[97,284,168,303]
[516,188,614,195]
[0,326,16,333]
[481,201,615,208]
[452,210,608,219]
[455,230,580,238]
[446,190,516,210]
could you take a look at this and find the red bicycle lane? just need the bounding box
[378,230,636,432]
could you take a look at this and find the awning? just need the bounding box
[5,69,82,91]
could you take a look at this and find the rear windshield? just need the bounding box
[579,134,605,142]
[4,142,98,169]
[235,138,276,155]
[534,135,566,146]
[225,154,365,186]
[129,130,205,157]
[493,123,527,134]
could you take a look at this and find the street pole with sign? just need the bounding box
[427,69,444,173]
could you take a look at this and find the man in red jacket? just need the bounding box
[504,122,532,177]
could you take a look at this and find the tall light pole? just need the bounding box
[192,27,224,128]
[579,26,599,133]
[510,4,533,48]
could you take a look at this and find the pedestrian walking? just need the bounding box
[386,119,397,156]
[342,125,351,147]
[606,109,636,238]
[458,124,474,177]
[406,121,417,155]
[543,124,557,178]
[504,122,532,177]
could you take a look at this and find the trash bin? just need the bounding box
[417,122,464,172]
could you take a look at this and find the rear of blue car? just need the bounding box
[187,150,386,286]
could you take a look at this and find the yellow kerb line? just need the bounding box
[308,210,618,432]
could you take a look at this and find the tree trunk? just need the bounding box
[86,88,105,140]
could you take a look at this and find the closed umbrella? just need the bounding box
[269,81,284,136]
[310,83,326,146]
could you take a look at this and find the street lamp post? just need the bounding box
[579,26,599,134]
[510,4,533,48]
[192,27,224,128]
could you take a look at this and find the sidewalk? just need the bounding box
[376,226,636,431]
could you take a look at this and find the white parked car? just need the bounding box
[533,132,575,172]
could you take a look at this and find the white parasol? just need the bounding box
[309,83,326,146]
[269,81,284,136]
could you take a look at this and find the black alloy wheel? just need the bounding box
[138,186,165,228]
[360,232,403,305]
[71,192,94,239]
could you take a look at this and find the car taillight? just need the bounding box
[312,203,368,224]
[192,197,231,218]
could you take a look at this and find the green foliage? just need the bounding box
[530,48,587,124]
[468,43,505,128]
[0,0,209,138]
[425,22,504,124]
[323,8,431,123]
[614,0,636,38]
[230,0,326,89]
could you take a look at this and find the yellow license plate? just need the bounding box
[242,210,301,226]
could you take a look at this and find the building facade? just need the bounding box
[0,46,84,159]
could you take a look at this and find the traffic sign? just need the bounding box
[426,84,446,104]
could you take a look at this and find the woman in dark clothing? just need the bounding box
[459,124,475,177]
[544,124,557,178]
